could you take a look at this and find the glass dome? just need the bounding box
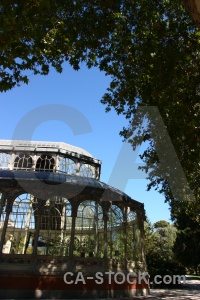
[0,140,149,299]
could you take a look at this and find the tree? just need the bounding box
[172,202,200,274]
[145,219,185,286]
[1,1,199,201]
[99,1,200,207]
[0,0,121,91]
[1,0,199,268]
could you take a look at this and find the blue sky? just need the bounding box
[0,63,171,224]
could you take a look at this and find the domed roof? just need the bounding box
[0,140,93,158]
[0,169,143,209]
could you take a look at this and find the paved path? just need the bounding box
[128,276,200,300]
[137,288,200,300]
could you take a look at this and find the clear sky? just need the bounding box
[0,62,171,224]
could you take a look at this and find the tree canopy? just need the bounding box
[144,219,185,285]
[0,0,121,91]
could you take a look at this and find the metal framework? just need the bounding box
[0,140,149,299]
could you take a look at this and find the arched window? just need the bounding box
[40,198,62,231]
[79,163,95,178]
[37,197,72,256]
[2,194,37,255]
[107,205,124,259]
[127,210,138,260]
[0,153,10,170]
[59,157,76,175]
[13,153,32,170]
[36,154,54,172]
[75,200,104,257]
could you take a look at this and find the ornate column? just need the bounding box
[95,165,100,180]
[94,202,99,257]
[0,192,15,254]
[76,161,80,176]
[22,199,33,254]
[32,198,46,256]
[69,199,78,257]
[31,154,37,171]
[103,213,108,258]
[60,199,66,256]
[101,202,110,258]
[9,152,15,170]
[136,208,146,264]
[54,154,59,173]
[123,210,128,259]
[0,192,6,220]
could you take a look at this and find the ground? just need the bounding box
[124,275,200,300]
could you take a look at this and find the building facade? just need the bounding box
[0,140,149,299]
